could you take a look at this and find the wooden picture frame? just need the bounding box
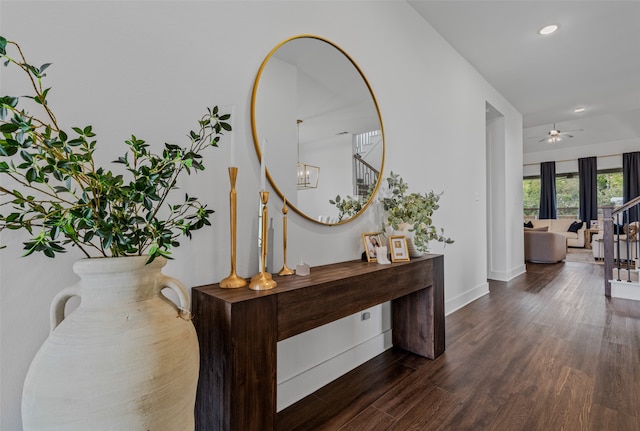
[389,235,410,262]
[362,232,382,262]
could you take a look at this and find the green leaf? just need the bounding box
[67,138,84,146]
[50,226,60,240]
[25,168,37,182]
[0,123,19,133]
[0,36,7,55]
[19,150,33,163]
[42,87,51,100]
[0,96,19,108]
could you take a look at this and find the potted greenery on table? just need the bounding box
[1,36,228,430]
[329,172,453,257]
[380,171,453,256]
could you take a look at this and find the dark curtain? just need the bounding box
[578,156,598,227]
[623,151,640,222]
[539,161,556,219]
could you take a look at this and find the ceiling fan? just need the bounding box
[536,123,583,144]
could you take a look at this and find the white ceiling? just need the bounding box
[408,1,640,154]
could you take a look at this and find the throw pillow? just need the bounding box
[524,221,534,228]
[567,221,584,233]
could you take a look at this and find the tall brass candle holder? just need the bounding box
[278,197,295,276]
[250,191,277,290]
[220,167,247,288]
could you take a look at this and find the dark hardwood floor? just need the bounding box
[277,260,640,430]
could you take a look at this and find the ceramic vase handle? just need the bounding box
[159,275,192,320]
[49,283,81,333]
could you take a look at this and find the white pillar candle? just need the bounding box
[261,138,267,191]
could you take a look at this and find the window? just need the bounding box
[522,168,624,219]
[523,176,540,217]
[522,173,580,218]
[556,173,579,217]
[597,169,623,211]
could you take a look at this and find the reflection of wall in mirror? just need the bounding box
[256,57,298,205]
[297,133,352,220]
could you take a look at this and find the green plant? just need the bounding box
[0,36,229,262]
[380,171,453,252]
[329,182,375,222]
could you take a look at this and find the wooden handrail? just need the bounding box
[353,153,379,175]
[612,195,640,216]
[353,154,379,197]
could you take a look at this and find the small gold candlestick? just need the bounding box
[250,191,277,290]
[279,197,295,276]
[220,167,247,288]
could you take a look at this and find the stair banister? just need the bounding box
[603,195,640,296]
[353,154,379,197]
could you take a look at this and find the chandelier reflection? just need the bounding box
[297,162,319,189]
[296,119,320,190]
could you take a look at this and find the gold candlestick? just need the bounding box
[278,197,294,276]
[220,167,247,288]
[250,191,277,290]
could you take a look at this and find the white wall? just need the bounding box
[0,1,523,428]
[487,114,509,280]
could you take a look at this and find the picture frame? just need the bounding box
[389,235,410,262]
[362,232,383,262]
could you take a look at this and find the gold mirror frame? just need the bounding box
[251,34,385,225]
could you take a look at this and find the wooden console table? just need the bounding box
[191,254,444,431]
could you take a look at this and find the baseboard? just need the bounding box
[610,280,640,301]
[276,330,392,412]
[488,264,526,282]
[445,281,490,316]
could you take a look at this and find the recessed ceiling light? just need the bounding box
[574,107,587,113]
[538,24,559,35]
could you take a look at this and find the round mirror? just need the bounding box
[251,35,385,225]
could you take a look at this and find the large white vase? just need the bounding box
[394,223,425,258]
[22,256,199,431]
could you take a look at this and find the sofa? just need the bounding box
[591,221,639,260]
[526,218,586,248]
[524,230,567,263]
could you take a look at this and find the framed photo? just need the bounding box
[362,232,382,262]
[389,235,410,262]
